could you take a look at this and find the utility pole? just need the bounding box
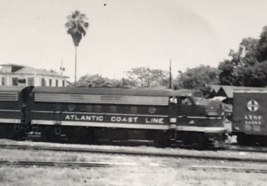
[169,59,172,89]
[60,60,65,76]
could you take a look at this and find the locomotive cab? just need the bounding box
[172,91,227,148]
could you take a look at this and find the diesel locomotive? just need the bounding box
[0,86,228,148]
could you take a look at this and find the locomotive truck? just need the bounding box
[0,86,228,148]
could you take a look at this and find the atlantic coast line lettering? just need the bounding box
[64,114,165,124]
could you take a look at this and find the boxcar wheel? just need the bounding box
[236,134,250,146]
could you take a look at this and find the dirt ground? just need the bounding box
[0,165,266,186]
[1,148,267,186]
[1,148,267,169]
[1,139,267,186]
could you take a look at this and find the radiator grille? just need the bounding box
[35,93,168,106]
[0,92,18,101]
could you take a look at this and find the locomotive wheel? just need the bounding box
[184,132,205,149]
[154,131,171,148]
[194,134,206,150]
[0,125,7,138]
[0,125,21,140]
[5,130,21,140]
[41,127,55,141]
[75,127,94,144]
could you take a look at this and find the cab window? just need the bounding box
[193,92,204,98]
[180,97,192,105]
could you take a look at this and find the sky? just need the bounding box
[0,0,266,81]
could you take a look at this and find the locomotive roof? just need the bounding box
[0,86,26,92]
[32,87,201,97]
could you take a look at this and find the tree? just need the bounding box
[218,27,267,87]
[77,74,109,87]
[125,67,169,88]
[76,74,130,88]
[258,26,267,62]
[175,65,220,96]
[65,10,89,86]
[218,59,236,85]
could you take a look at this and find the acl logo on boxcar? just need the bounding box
[247,100,259,112]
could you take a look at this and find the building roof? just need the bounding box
[1,63,24,68]
[0,64,69,78]
[218,86,261,98]
[208,85,221,93]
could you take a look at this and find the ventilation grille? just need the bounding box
[35,93,168,106]
[0,92,18,101]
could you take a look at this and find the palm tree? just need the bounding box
[65,10,89,86]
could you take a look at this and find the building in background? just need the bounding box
[208,85,262,104]
[0,64,69,87]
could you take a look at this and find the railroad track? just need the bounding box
[189,165,267,174]
[227,145,267,153]
[1,143,267,163]
[22,135,267,154]
[1,160,267,174]
[24,135,267,154]
[0,160,113,168]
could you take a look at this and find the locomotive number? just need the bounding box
[244,114,263,125]
[245,121,262,125]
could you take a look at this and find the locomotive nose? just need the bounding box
[205,100,224,117]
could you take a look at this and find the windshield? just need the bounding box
[192,97,205,105]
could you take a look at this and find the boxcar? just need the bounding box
[0,86,33,139]
[233,88,267,146]
[28,87,227,147]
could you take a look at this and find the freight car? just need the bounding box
[232,88,267,146]
[0,86,228,148]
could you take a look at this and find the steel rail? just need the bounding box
[189,165,267,173]
[24,135,267,154]
[1,144,267,163]
[1,160,267,174]
[0,160,137,167]
[227,145,267,153]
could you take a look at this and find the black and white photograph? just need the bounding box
[1,0,267,185]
